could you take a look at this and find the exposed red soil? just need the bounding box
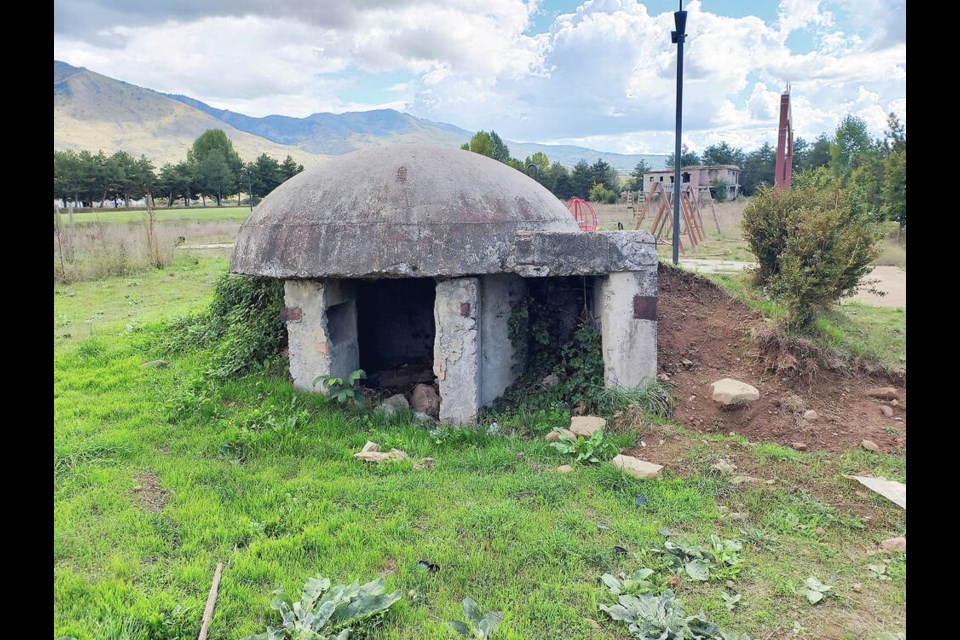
[648,264,906,454]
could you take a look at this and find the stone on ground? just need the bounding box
[711,378,760,406]
[803,409,818,421]
[557,464,573,474]
[141,360,169,368]
[791,442,808,451]
[711,459,737,474]
[865,387,898,400]
[541,374,560,386]
[879,405,894,417]
[570,416,606,437]
[861,439,880,453]
[354,441,410,463]
[411,383,440,417]
[879,537,906,553]
[611,454,663,479]
[378,394,409,417]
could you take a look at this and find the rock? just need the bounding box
[657,373,671,382]
[731,475,761,485]
[413,412,436,424]
[667,576,680,587]
[570,416,606,438]
[585,618,601,631]
[728,512,746,521]
[852,582,862,593]
[861,439,880,453]
[891,399,899,406]
[688,395,697,403]
[866,387,898,400]
[803,409,818,421]
[140,360,168,368]
[411,384,440,417]
[791,442,808,451]
[378,394,409,417]
[711,378,760,406]
[611,455,663,479]
[815,527,826,535]
[725,580,735,589]
[711,459,737,474]
[541,374,560,386]
[879,537,906,553]
[557,464,573,474]
[879,405,894,417]
[413,457,435,470]
[545,431,560,443]
[354,441,409,463]
[682,358,694,368]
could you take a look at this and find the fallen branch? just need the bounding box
[197,562,224,640]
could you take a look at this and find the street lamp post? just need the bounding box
[671,2,687,265]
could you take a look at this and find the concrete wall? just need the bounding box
[594,269,658,390]
[434,277,481,424]
[479,274,525,407]
[283,279,359,392]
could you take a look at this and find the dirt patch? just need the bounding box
[133,472,168,511]
[647,264,906,454]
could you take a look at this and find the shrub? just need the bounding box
[741,183,881,327]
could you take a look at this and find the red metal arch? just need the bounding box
[565,198,598,232]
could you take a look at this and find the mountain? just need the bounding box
[168,93,666,172]
[54,59,667,172]
[54,61,324,167]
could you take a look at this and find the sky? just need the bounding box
[53,0,906,155]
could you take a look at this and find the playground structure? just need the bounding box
[631,182,719,252]
[565,197,598,232]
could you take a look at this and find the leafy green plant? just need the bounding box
[867,564,891,581]
[653,536,743,582]
[741,183,882,327]
[601,568,662,597]
[240,574,402,640]
[313,369,367,404]
[801,576,833,605]
[551,429,620,465]
[600,589,749,640]
[721,592,742,612]
[448,597,502,639]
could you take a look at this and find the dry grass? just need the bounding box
[53,218,176,283]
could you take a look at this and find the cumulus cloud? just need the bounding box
[53,0,906,153]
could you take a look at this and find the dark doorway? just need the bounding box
[356,278,436,387]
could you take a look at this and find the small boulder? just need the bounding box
[413,457,435,470]
[711,459,737,474]
[866,387,898,400]
[141,359,169,368]
[354,441,410,463]
[878,537,906,553]
[861,439,880,453]
[711,378,760,406]
[803,409,818,421]
[557,464,573,474]
[378,394,409,417]
[731,475,761,485]
[413,412,436,425]
[570,416,606,438]
[791,442,808,451]
[541,374,560,386]
[545,431,560,443]
[360,441,380,454]
[657,373,671,382]
[611,455,663,479]
[852,582,862,593]
[879,405,894,417]
[411,384,440,417]
[682,358,694,368]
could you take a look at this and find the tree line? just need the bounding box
[460,113,905,233]
[53,129,304,209]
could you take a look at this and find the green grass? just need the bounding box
[65,206,254,225]
[54,262,907,640]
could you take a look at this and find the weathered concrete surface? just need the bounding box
[284,279,359,392]
[231,144,579,279]
[479,273,525,408]
[434,278,481,424]
[510,230,657,276]
[594,271,658,390]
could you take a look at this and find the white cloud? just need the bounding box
[53,0,906,154]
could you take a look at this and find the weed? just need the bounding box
[448,597,503,639]
[551,429,620,464]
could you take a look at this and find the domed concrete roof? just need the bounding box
[230,144,579,278]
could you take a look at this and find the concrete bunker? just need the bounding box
[231,144,658,423]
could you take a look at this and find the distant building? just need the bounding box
[642,165,741,201]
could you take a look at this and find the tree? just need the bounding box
[701,141,744,167]
[158,161,194,207]
[882,149,906,241]
[187,129,243,206]
[665,143,701,169]
[590,158,618,193]
[280,155,304,181]
[629,160,650,191]
[465,131,494,158]
[739,142,776,196]
[546,162,573,200]
[489,131,511,163]
[570,160,593,199]
[829,115,872,181]
[523,152,550,183]
[796,133,832,172]
[883,112,905,154]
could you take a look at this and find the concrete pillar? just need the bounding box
[283,279,358,393]
[594,269,658,390]
[479,274,526,407]
[434,277,481,424]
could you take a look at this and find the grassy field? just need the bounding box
[54,255,906,639]
[63,206,254,225]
